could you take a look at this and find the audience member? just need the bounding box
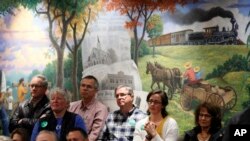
[222,106,250,141]
[0,70,10,136]
[98,85,146,141]
[31,87,87,141]
[36,130,58,141]
[17,78,28,103]
[133,90,178,141]
[69,75,108,141]
[9,74,51,134]
[66,127,89,141]
[183,102,223,141]
[10,128,30,141]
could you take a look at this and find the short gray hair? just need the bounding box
[49,87,71,103]
[33,74,48,88]
[114,85,134,96]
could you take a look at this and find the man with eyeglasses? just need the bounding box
[9,74,50,135]
[68,75,108,141]
[98,85,146,141]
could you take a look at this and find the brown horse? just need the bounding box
[146,62,174,95]
[154,62,182,92]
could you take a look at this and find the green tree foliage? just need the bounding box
[131,38,151,58]
[28,69,42,81]
[146,14,163,57]
[0,0,20,16]
[43,60,57,88]
[206,54,250,79]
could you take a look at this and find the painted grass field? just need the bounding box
[138,45,250,135]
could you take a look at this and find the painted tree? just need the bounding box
[146,14,163,57]
[106,0,197,65]
[66,0,104,100]
[245,11,250,48]
[20,0,99,88]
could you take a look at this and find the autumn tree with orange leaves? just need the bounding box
[107,0,197,65]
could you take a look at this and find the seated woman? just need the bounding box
[133,90,178,141]
[183,102,223,141]
[10,128,30,141]
[31,88,87,141]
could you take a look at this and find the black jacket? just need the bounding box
[183,126,224,141]
[38,110,76,141]
[9,95,50,134]
[222,106,250,141]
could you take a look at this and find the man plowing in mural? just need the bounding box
[98,85,146,141]
[68,75,108,141]
[17,78,28,103]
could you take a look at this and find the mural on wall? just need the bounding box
[1,0,250,135]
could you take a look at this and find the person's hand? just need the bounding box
[144,121,157,137]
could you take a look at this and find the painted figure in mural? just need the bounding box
[66,127,89,141]
[9,74,51,135]
[183,102,224,141]
[222,105,250,141]
[10,128,30,141]
[194,66,202,80]
[0,70,10,136]
[133,90,179,141]
[31,87,87,141]
[17,78,28,103]
[35,130,58,141]
[98,85,146,141]
[183,61,197,85]
[68,75,108,141]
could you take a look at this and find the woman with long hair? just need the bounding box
[183,102,223,141]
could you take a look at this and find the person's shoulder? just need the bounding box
[70,100,82,106]
[95,99,108,108]
[230,106,250,124]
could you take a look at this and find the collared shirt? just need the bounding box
[98,106,146,141]
[68,99,108,141]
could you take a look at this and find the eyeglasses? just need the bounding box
[199,113,212,119]
[147,100,162,105]
[115,93,130,99]
[29,84,43,88]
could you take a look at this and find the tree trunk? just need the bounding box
[72,49,79,101]
[56,49,64,88]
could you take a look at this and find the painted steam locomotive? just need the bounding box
[148,18,239,46]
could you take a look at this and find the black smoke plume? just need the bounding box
[167,7,234,25]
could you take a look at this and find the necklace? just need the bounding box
[198,133,211,141]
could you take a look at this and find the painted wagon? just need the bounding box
[180,83,237,111]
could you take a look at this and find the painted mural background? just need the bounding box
[1,0,250,135]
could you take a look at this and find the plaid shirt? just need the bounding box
[98,106,146,141]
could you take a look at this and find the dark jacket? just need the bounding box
[9,95,50,134]
[222,106,250,141]
[38,110,76,141]
[183,126,224,141]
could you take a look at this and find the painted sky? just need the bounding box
[0,7,55,76]
[0,0,250,78]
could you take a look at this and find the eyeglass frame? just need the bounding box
[147,100,162,105]
[115,93,131,99]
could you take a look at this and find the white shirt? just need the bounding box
[133,116,179,141]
